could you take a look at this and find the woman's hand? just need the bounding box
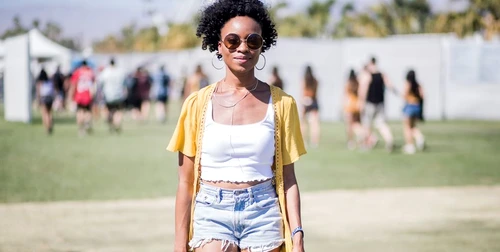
[292,234,305,252]
[173,244,188,252]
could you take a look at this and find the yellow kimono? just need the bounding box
[167,83,306,252]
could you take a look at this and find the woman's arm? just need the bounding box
[403,81,410,99]
[35,81,41,101]
[283,163,304,251]
[174,152,195,252]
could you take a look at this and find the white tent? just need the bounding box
[0,40,5,58]
[3,29,74,123]
[0,29,73,73]
[28,29,72,60]
[28,29,73,73]
[0,41,5,72]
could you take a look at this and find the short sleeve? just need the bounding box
[281,97,307,165]
[70,70,79,84]
[166,92,198,157]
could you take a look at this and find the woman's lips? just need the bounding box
[234,57,250,63]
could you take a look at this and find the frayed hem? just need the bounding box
[242,239,284,252]
[189,238,238,251]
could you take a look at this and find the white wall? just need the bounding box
[443,40,500,120]
[92,34,500,121]
[4,34,32,123]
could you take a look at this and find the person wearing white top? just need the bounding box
[36,68,55,135]
[98,58,127,133]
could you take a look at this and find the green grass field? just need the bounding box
[1,103,499,203]
[1,104,500,252]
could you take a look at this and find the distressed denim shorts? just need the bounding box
[189,180,284,251]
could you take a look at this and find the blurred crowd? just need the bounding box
[33,58,209,137]
[34,55,426,154]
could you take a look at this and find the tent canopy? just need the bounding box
[28,29,73,59]
[0,40,5,58]
[0,29,73,60]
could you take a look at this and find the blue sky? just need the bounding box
[0,0,468,46]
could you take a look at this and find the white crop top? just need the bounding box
[200,96,275,182]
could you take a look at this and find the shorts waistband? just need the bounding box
[199,179,274,196]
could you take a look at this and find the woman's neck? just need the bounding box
[224,69,256,88]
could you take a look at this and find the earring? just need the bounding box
[212,53,224,70]
[255,54,266,71]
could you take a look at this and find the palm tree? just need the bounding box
[430,0,500,39]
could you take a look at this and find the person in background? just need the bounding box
[52,65,66,112]
[92,66,106,120]
[98,58,127,133]
[402,69,426,154]
[131,67,152,121]
[184,64,209,100]
[358,57,398,152]
[269,65,283,90]
[36,68,55,135]
[69,60,96,136]
[153,65,171,123]
[343,69,364,150]
[301,65,320,148]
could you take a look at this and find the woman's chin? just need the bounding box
[228,64,255,73]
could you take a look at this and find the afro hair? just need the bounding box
[196,0,278,58]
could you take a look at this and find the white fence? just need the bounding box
[92,34,500,121]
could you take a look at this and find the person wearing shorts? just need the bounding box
[401,70,426,154]
[343,69,364,150]
[167,1,307,251]
[301,65,320,148]
[69,60,95,136]
[36,68,55,135]
[359,57,398,151]
[153,65,170,123]
[98,58,126,133]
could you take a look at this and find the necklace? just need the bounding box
[212,79,259,108]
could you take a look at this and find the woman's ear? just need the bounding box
[218,41,222,53]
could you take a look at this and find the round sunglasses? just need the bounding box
[222,33,263,50]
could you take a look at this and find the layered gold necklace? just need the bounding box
[212,79,259,108]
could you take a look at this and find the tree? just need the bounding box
[429,0,500,39]
[42,21,62,41]
[1,16,28,39]
[274,0,335,37]
[121,23,137,52]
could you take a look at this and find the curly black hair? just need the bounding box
[196,0,278,58]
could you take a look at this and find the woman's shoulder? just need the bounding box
[270,84,296,105]
[182,82,216,107]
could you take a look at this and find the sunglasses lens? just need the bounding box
[247,34,263,50]
[224,34,240,49]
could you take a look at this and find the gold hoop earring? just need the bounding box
[212,53,224,70]
[255,54,266,71]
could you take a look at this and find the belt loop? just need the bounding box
[248,187,254,203]
[217,188,221,203]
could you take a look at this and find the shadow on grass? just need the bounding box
[31,115,76,125]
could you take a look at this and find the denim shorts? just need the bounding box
[403,103,421,118]
[189,180,284,251]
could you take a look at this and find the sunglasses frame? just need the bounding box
[222,33,264,51]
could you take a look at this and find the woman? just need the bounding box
[301,65,320,148]
[167,1,307,251]
[36,69,55,135]
[269,66,284,90]
[343,69,364,150]
[185,64,209,100]
[402,70,425,154]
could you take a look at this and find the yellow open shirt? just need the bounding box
[167,83,306,252]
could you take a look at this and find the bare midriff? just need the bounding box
[201,178,272,189]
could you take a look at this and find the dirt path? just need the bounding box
[1,186,500,252]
